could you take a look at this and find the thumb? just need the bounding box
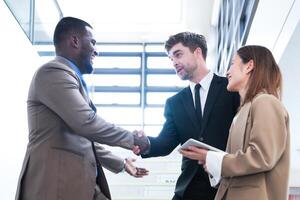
[126,157,136,163]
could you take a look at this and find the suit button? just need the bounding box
[199,137,204,141]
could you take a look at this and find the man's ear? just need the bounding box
[70,35,80,48]
[245,59,254,74]
[194,47,203,59]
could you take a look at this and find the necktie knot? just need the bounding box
[195,83,201,91]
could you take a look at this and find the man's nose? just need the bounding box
[172,59,178,67]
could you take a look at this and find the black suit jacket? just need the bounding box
[143,74,240,198]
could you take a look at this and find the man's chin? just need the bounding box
[85,63,94,74]
[178,74,189,80]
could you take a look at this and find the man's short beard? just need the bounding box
[179,73,190,80]
[85,63,93,74]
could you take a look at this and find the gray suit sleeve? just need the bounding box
[94,143,125,173]
[36,65,134,150]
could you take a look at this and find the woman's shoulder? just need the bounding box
[252,93,280,105]
[251,93,287,115]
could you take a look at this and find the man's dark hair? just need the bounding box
[165,32,207,60]
[53,17,93,46]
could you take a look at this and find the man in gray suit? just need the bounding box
[15,17,148,200]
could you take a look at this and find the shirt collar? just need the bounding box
[189,70,214,92]
[57,56,83,79]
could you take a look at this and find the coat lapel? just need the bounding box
[54,57,90,102]
[200,75,222,136]
[180,87,202,136]
[228,102,251,152]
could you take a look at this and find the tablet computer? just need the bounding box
[180,138,223,152]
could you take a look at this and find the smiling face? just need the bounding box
[226,53,253,95]
[167,43,200,81]
[78,26,97,74]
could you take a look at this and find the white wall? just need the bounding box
[246,0,300,187]
[279,20,300,187]
[0,2,41,199]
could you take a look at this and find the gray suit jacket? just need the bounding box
[15,57,134,200]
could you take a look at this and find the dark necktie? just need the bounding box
[195,83,202,123]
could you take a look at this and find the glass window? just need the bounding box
[34,0,61,43]
[98,44,143,52]
[143,125,163,137]
[145,44,165,52]
[147,57,173,69]
[4,0,31,39]
[144,107,165,125]
[91,92,140,105]
[96,107,142,125]
[147,74,188,87]
[147,92,175,105]
[86,74,140,87]
[93,56,141,69]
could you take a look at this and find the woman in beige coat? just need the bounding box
[180,45,290,200]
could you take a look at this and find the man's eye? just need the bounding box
[175,53,181,58]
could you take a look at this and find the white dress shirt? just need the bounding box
[189,71,214,113]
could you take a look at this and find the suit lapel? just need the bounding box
[54,57,90,102]
[200,75,222,135]
[180,87,201,136]
[229,102,251,152]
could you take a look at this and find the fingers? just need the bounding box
[179,149,196,157]
[132,145,141,155]
[187,146,208,153]
[124,158,149,178]
[135,167,149,177]
[125,157,136,163]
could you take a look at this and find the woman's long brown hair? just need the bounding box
[237,45,282,105]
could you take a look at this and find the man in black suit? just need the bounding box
[135,32,240,200]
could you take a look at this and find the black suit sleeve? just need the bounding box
[232,91,241,113]
[143,98,180,157]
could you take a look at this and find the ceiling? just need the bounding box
[48,0,215,43]
[246,0,300,61]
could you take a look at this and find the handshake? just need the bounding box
[122,130,150,178]
[132,130,150,156]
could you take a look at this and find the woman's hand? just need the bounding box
[179,146,208,164]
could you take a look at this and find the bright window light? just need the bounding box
[91,92,140,105]
[98,44,143,52]
[147,92,175,105]
[93,56,141,69]
[144,107,165,125]
[86,74,140,87]
[147,74,188,87]
[147,57,173,69]
[96,107,142,125]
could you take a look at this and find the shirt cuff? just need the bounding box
[142,138,151,155]
[206,151,227,187]
[121,159,126,173]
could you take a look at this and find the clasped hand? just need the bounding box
[132,130,149,155]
